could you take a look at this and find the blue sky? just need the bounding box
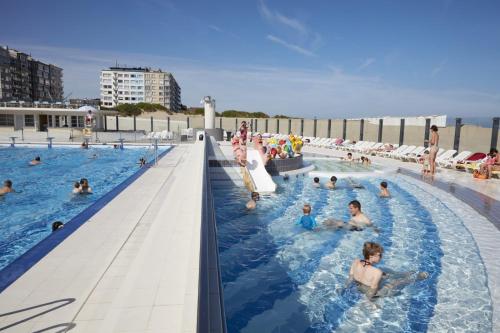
[1,0,499,118]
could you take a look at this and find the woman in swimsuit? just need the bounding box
[348,242,428,300]
[428,125,439,176]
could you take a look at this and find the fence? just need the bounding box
[2,114,498,153]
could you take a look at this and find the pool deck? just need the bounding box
[303,145,500,332]
[0,143,205,332]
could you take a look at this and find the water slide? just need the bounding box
[245,149,277,193]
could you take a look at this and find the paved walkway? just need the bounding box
[0,142,205,333]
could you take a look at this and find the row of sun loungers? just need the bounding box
[262,133,493,173]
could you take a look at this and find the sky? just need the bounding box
[1,0,500,118]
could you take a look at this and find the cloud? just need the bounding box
[274,13,307,35]
[358,58,376,71]
[208,25,223,33]
[431,59,447,77]
[258,0,322,55]
[5,43,499,118]
[266,35,317,57]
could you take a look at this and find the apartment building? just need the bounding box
[0,46,63,102]
[100,67,181,111]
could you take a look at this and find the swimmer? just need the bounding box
[138,157,146,167]
[29,156,41,166]
[283,174,290,181]
[72,182,82,194]
[79,178,93,194]
[113,144,119,149]
[326,176,337,189]
[348,242,428,300]
[313,177,320,188]
[324,200,378,232]
[52,221,64,232]
[246,191,260,210]
[0,180,14,195]
[379,181,390,198]
[297,204,317,230]
[342,153,353,161]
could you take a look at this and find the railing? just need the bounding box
[0,102,98,109]
[197,137,227,333]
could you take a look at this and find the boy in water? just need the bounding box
[297,204,317,230]
[343,153,353,161]
[0,180,14,195]
[326,176,337,189]
[246,192,260,210]
[379,181,390,197]
[348,242,428,299]
[79,178,93,194]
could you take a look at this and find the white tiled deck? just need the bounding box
[0,142,205,333]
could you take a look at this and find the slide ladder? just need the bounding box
[245,149,276,193]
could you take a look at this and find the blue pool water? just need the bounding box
[213,162,492,332]
[0,145,168,270]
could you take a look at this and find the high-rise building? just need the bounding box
[100,67,181,112]
[0,46,63,102]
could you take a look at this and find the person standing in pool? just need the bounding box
[0,180,14,195]
[348,242,428,299]
[80,178,93,194]
[313,177,321,188]
[297,204,317,230]
[326,176,337,189]
[379,182,390,197]
[246,191,260,210]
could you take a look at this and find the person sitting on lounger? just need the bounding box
[479,148,500,179]
[347,242,428,299]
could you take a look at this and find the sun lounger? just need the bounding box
[455,152,487,171]
[403,146,426,162]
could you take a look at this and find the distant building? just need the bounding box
[69,98,100,107]
[100,67,181,112]
[0,46,63,102]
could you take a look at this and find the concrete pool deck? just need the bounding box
[0,143,205,332]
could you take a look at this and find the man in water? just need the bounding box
[246,192,260,210]
[324,200,377,232]
[52,221,64,232]
[326,176,337,189]
[379,181,390,197]
[297,204,317,230]
[0,180,14,195]
[79,178,93,194]
[348,242,428,299]
[30,156,42,166]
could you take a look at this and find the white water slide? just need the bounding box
[246,149,277,193]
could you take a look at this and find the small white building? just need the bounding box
[0,102,117,131]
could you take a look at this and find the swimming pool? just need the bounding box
[213,172,493,332]
[0,145,169,271]
[305,156,384,174]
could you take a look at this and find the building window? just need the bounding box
[0,114,14,126]
[24,115,35,126]
[71,116,78,127]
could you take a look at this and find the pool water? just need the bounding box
[0,145,168,270]
[305,157,382,173]
[213,174,492,332]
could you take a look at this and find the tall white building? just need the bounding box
[100,67,181,111]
